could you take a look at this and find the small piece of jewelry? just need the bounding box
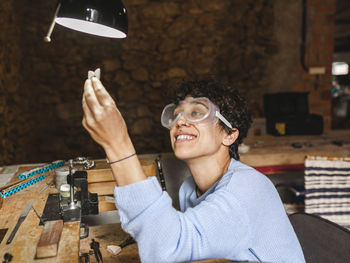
[106,153,137,165]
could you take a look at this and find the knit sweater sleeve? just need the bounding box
[114,176,249,263]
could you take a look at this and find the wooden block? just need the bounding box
[87,158,156,184]
[88,182,116,196]
[87,158,156,197]
[36,220,64,259]
[57,221,80,262]
[98,196,116,212]
[87,169,114,183]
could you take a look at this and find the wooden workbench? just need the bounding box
[1,130,349,262]
[240,129,350,168]
[79,224,241,263]
[0,163,230,263]
[0,171,231,263]
[0,158,157,263]
[0,167,81,263]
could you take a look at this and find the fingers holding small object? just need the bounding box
[82,96,98,133]
[91,77,115,107]
[83,79,102,111]
[82,69,118,135]
[85,67,115,107]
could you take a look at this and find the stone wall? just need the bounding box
[0,1,33,164]
[0,0,335,165]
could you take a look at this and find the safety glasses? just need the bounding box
[161,97,232,129]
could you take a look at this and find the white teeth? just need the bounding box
[176,135,195,141]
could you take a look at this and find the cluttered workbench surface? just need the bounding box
[0,158,157,263]
[0,159,233,263]
[0,130,349,262]
[0,165,81,262]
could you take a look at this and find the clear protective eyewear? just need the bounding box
[161,97,233,129]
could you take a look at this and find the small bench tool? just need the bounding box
[6,200,33,244]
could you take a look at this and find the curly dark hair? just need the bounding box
[167,79,252,160]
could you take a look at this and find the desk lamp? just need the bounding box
[44,0,128,42]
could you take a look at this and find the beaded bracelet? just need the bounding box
[106,153,137,165]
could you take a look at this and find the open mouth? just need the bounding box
[175,134,197,141]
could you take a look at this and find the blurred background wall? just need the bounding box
[0,0,338,164]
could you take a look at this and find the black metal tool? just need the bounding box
[41,170,98,224]
[119,236,136,249]
[6,200,33,244]
[155,157,166,191]
[31,205,45,225]
[79,240,103,263]
[90,239,103,263]
[79,252,91,263]
[2,253,13,263]
[0,228,8,243]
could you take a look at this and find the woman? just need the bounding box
[82,78,305,263]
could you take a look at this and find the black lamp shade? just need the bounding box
[55,0,128,38]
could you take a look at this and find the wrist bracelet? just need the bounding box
[106,153,137,165]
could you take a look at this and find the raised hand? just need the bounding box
[82,77,147,186]
[82,77,132,157]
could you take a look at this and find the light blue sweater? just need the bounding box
[114,159,305,263]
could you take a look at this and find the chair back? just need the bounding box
[289,213,350,263]
[157,153,192,210]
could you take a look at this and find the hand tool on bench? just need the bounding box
[79,239,103,263]
[6,200,33,244]
[41,160,98,225]
[3,253,13,263]
[90,239,103,263]
[0,228,8,243]
[32,205,45,225]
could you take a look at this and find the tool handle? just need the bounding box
[120,236,136,248]
[80,223,89,239]
[6,217,24,244]
[155,157,166,191]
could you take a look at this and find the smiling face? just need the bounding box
[170,111,229,161]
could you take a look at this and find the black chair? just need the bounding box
[289,212,350,263]
[156,153,192,210]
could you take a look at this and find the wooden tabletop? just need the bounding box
[1,130,349,262]
[0,164,140,263]
[80,223,140,263]
[0,166,231,263]
[79,224,234,263]
[0,168,80,263]
[240,129,350,167]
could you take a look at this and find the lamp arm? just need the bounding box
[44,2,61,42]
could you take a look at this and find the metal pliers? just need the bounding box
[90,239,103,263]
[79,239,103,263]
